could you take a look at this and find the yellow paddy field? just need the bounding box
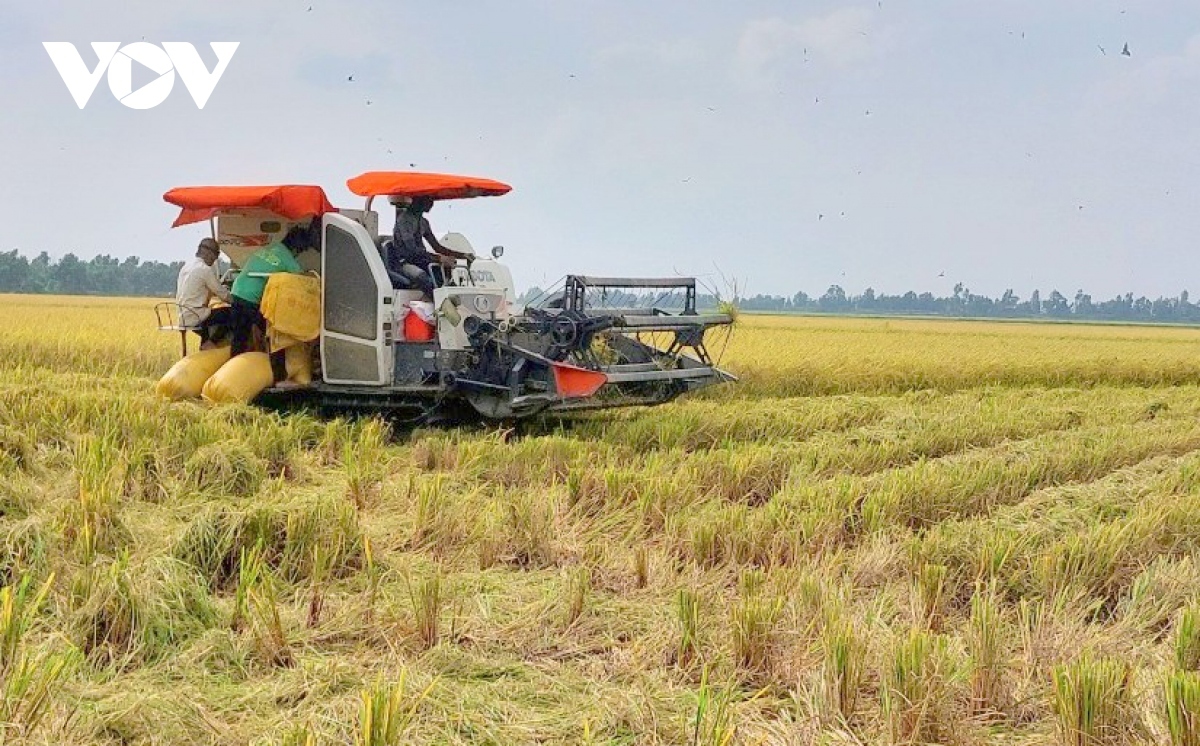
[4,293,1200,744]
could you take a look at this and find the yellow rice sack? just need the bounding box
[202,353,276,404]
[155,346,231,400]
[285,343,313,385]
[267,329,303,353]
[261,273,321,342]
[201,346,315,404]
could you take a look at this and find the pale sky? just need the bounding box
[2,0,1198,300]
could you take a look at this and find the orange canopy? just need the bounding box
[163,185,335,228]
[346,171,512,200]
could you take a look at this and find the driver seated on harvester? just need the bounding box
[384,195,472,296]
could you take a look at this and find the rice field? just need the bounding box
[5,293,1200,744]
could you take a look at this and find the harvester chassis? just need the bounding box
[257,274,734,423]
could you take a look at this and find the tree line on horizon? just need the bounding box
[729,282,1200,323]
[2,250,1197,324]
[0,250,182,297]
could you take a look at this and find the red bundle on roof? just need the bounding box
[346,171,511,200]
[163,185,335,227]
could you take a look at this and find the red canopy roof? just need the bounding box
[163,185,335,227]
[346,171,511,200]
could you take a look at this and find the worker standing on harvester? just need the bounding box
[388,195,471,295]
[228,222,315,377]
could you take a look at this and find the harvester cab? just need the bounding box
[160,173,735,421]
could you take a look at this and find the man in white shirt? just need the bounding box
[175,237,232,347]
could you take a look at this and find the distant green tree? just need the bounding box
[28,252,51,292]
[1029,289,1042,315]
[819,285,847,311]
[1044,290,1070,317]
[0,250,30,292]
[1073,290,1093,316]
[53,253,89,294]
[999,289,1019,315]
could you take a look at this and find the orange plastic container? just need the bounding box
[403,309,436,341]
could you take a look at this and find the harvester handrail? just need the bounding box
[564,274,699,314]
[568,276,696,289]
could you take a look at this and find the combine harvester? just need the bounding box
[157,172,734,421]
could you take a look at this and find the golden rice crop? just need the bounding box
[3,293,1200,743]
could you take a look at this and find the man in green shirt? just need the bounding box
[231,243,303,305]
[229,223,313,359]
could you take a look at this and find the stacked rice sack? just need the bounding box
[156,273,322,404]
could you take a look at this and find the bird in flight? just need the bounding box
[1121,43,1131,56]
[348,75,354,82]
[1098,45,1107,55]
